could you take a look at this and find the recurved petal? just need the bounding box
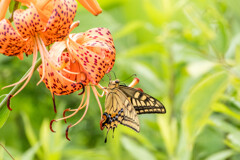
[13,4,44,39]
[82,28,115,73]
[40,0,77,46]
[38,53,87,96]
[83,28,114,43]
[38,41,88,95]
[0,19,29,56]
[68,35,110,85]
[77,0,102,16]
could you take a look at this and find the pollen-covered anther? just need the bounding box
[7,94,13,111]
[52,92,57,113]
[78,82,85,95]
[63,108,71,123]
[66,124,72,141]
[50,120,56,132]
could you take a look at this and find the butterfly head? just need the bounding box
[108,79,120,89]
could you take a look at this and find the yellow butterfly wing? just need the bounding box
[101,88,140,132]
[119,85,166,114]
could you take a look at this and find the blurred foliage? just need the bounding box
[1,0,240,159]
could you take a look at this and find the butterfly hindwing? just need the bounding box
[119,85,166,114]
[102,87,140,132]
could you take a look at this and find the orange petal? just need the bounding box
[77,0,102,16]
[68,35,110,85]
[0,19,29,57]
[0,0,11,20]
[13,4,44,39]
[40,0,77,45]
[38,52,88,95]
[82,28,115,73]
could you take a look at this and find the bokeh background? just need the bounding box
[1,0,240,159]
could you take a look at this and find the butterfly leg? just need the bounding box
[96,84,108,96]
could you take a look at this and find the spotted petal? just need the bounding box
[0,19,28,57]
[38,42,88,95]
[67,28,116,85]
[41,0,77,45]
[82,28,115,73]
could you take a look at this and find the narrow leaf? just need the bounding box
[182,71,228,139]
[0,106,10,128]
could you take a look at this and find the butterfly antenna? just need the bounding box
[121,74,137,83]
[112,71,117,79]
[0,143,15,160]
[107,73,112,81]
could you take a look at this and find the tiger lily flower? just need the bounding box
[40,27,116,140]
[0,0,77,110]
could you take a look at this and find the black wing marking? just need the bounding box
[119,85,166,114]
[103,89,140,132]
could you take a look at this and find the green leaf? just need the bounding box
[157,102,178,156]
[21,113,38,146]
[21,113,43,159]
[205,149,235,160]
[113,21,145,39]
[40,119,50,157]
[235,45,240,64]
[177,71,229,160]
[210,115,240,152]
[212,103,240,121]
[227,133,240,149]
[0,106,10,128]
[182,71,229,139]
[21,143,40,160]
[121,136,156,160]
[210,115,239,133]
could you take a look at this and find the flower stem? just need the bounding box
[0,58,42,110]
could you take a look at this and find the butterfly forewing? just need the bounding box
[119,85,166,114]
[103,88,140,132]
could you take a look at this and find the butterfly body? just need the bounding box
[100,79,166,135]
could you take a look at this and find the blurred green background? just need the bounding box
[1,0,240,159]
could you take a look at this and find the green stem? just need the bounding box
[0,58,42,110]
